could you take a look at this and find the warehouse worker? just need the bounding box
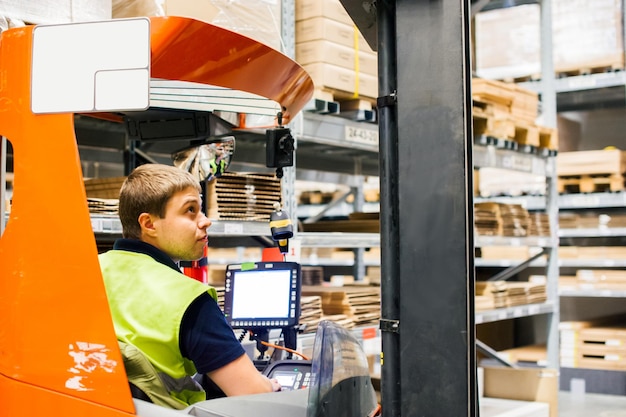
[99,163,280,409]
[209,143,228,178]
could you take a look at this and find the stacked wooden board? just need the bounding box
[299,295,324,334]
[497,345,547,366]
[301,285,381,327]
[476,280,547,311]
[472,78,558,152]
[475,202,549,237]
[527,212,551,237]
[301,212,379,233]
[559,246,626,260]
[560,270,626,291]
[83,176,126,199]
[82,172,282,221]
[212,172,282,221]
[560,212,626,229]
[87,198,119,215]
[557,149,626,193]
[301,266,325,286]
[83,177,126,215]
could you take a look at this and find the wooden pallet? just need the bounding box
[558,173,625,194]
[557,63,623,78]
[312,87,377,108]
[307,89,377,122]
[500,73,542,84]
[473,108,515,141]
[538,126,558,151]
[473,109,558,154]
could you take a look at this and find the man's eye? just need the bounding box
[187,206,196,213]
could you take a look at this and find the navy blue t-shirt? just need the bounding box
[112,239,245,374]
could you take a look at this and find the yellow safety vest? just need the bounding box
[99,250,217,408]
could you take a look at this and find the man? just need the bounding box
[99,163,280,409]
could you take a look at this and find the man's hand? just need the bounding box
[269,377,282,392]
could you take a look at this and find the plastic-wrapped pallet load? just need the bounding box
[475,0,624,80]
[0,0,111,25]
[113,0,282,52]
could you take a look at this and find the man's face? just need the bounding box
[151,186,211,262]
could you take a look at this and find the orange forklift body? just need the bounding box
[0,17,312,415]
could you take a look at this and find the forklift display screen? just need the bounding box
[223,262,301,329]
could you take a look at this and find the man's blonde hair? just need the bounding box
[119,164,201,239]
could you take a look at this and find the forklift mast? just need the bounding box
[0,17,312,416]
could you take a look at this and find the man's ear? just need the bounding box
[138,212,158,237]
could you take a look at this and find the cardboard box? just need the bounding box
[483,366,559,417]
[480,246,532,260]
[475,4,541,80]
[303,62,378,99]
[296,0,353,25]
[0,0,111,24]
[296,17,372,52]
[296,40,377,76]
[557,149,626,176]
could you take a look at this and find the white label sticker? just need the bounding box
[345,126,378,146]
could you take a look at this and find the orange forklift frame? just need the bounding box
[0,16,312,416]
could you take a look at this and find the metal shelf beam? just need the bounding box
[475,302,555,324]
[560,289,626,298]
[559,227,626,238]
[473,145,552,176]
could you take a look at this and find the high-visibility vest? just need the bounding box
[99,250,218,408]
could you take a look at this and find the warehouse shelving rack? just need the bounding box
[0,1,555,415]
[475,0,626,397]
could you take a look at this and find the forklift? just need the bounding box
[0,16,379,417]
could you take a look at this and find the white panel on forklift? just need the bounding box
[31,18,150,114]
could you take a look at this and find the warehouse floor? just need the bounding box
[559,391,626,416]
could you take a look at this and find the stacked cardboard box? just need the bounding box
[295,0,378,103]
[560,315,626,369]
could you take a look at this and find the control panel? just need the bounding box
[263,360,312,391]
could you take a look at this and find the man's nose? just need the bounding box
[199,213,212,229]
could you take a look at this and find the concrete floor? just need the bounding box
[559,391,626,417]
